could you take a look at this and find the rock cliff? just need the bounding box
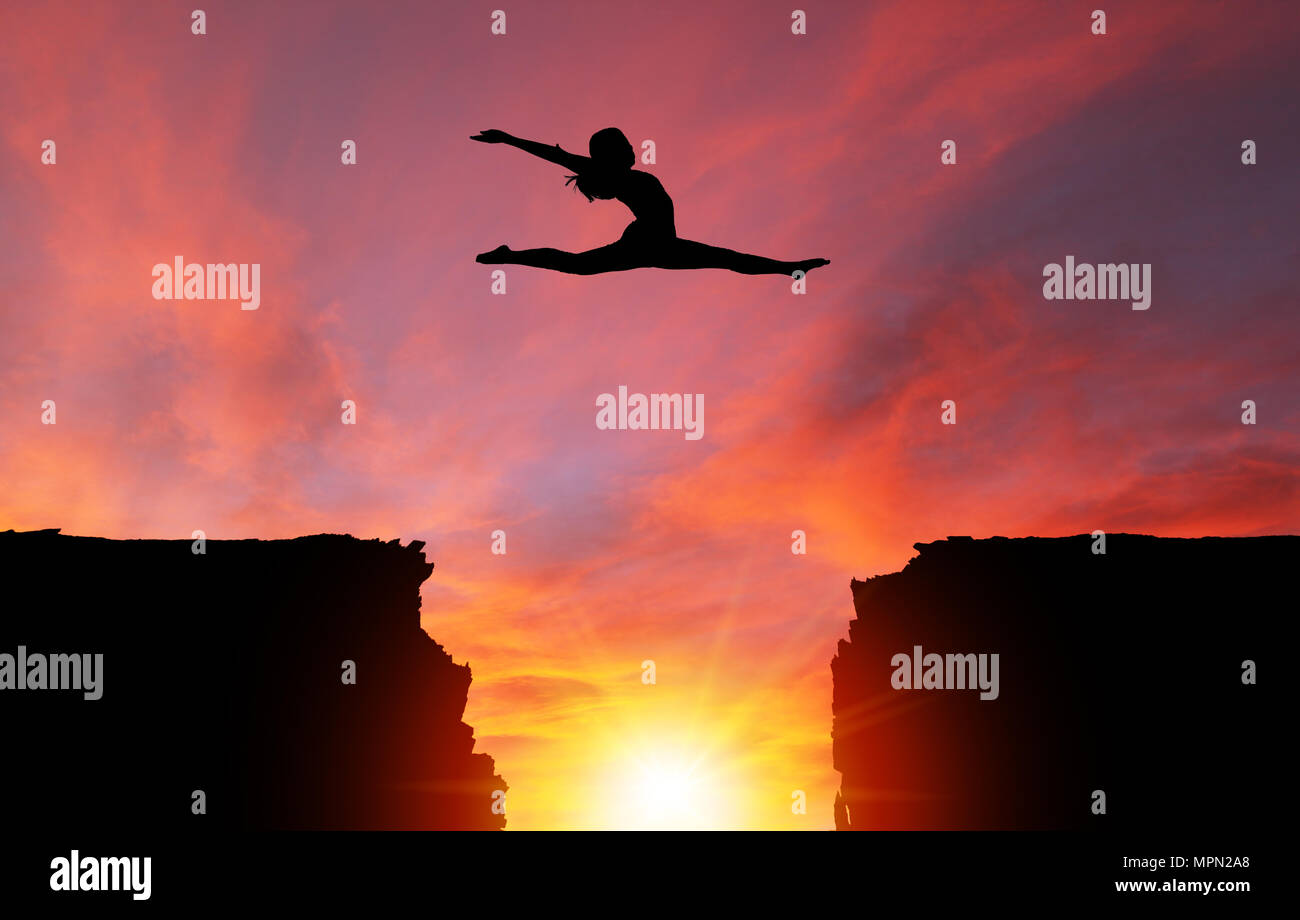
[0,529,505,830]
[832,534,1285,829]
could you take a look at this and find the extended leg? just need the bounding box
[657,239,829,276]
[477,242,642,275]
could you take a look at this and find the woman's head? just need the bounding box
[588,127,635,168]
[567,127,634,201]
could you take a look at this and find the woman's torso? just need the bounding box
[615,170,676,237]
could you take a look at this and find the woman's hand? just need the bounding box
[470,129,512,144]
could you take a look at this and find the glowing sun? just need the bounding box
[606,751,727,830]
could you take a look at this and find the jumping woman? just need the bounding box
[471,127,830,276]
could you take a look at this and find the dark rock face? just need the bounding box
[0,529,505,830]
[832,534,1286,830]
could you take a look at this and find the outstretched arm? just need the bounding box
[470,130,590,172]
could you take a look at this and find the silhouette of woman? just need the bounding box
[471,127,829,276]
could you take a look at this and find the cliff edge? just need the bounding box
[0,529,506,830]
[832,533,1286,830]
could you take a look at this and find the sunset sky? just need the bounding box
[2,0,1296,829]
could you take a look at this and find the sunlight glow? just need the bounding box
[593,739,737,830]
[631,757,702,824]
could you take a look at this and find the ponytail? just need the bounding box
[564,174,594,202]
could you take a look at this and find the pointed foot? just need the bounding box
[792,258,830,274]
[476,245,512,264]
